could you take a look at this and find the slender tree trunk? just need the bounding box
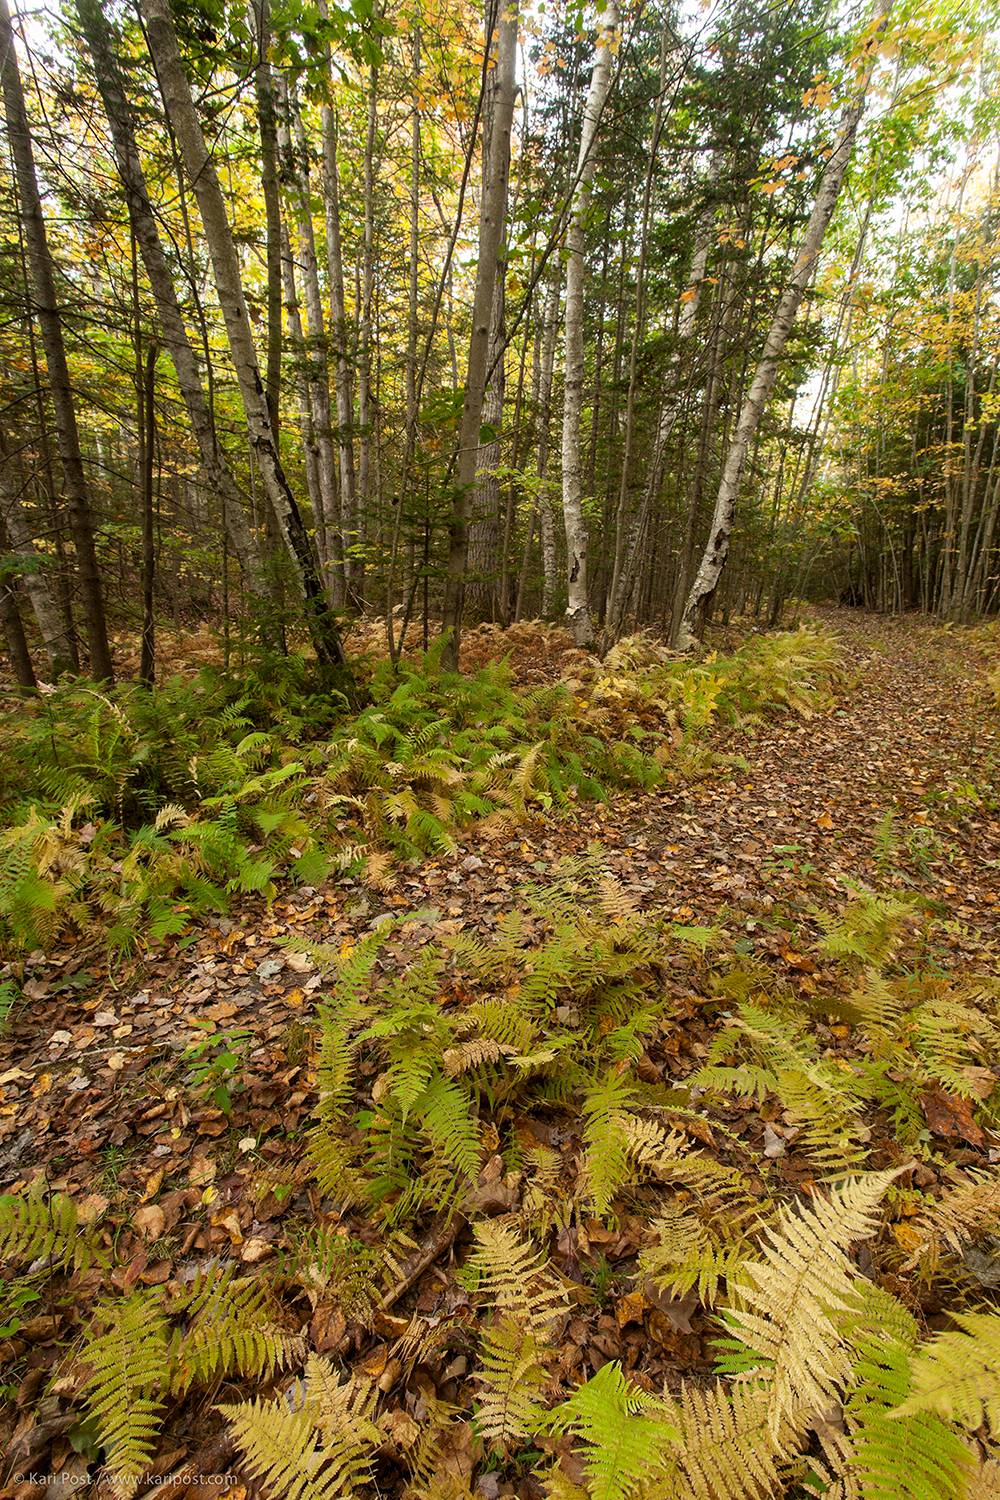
[1,0,114,681]
[0,468,71,677]
[439,0,517,668]
[560,0,619,646]
[280,78,344,600]
[355,61,379,606]
[467,213,507,619]
[251,0,283,441]
[675,5,887,649]
[139,343,158,686]
[138,0,348,671]
[537,271,561,615]
[405,25,421,445]
[280,223,323,530]
[77,0,264,585]
[0,527,36,689]
[321,48,358,588]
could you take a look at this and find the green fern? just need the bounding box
[78,1294,169,1492]
[0,1188,101,1271]
[895,1311,1000,1433]
[547,1361,679,1500]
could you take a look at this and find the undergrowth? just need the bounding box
[3,877,1000,1497]
[0,626,845,957]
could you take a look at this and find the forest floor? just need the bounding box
[1,608,998,1497]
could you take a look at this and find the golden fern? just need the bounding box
[719,1170,899,1440]
[665,1380,782,1500]
[465,1220,567,1329]
[220,1354,380,1500]
[640,1203,756,1307]
[903,1166,1000,1273]
[475,1313,550,1448]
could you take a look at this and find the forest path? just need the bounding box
[1,610,997,1194]
[371,606,999,953]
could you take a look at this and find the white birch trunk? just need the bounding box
[675,7,887,649]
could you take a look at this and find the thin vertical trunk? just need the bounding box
[560,0,619,646]
[281,79,344,599]
[0,466,71,677]
[321,41,358,586]
[139,343,158,686]
[251,0,283,440]
[280,224,323,528]
[440,0,518,668]
[355,62,379,606]
[0,528,36,689]
[76,0,264,584]
[138,0,348,672]
[675,4,887,649]
[467,224,507,619]
[1,0,114,681]
[537,270,561,615]
[405,25,421,443]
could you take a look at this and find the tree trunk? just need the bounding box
[674,5,887,649]
[320,55,358,592]
[0,528,36,689]
[439,0,518,669]
[537,270,561,615]
[466,160,507,621]
[138,0,348,672]
[560,0,619,646]
[280,223,323,532]
[355,62,379,607]
[1,0,114,681]
[77,0,264,586]
[250,0,283,441]
[139,342,158,687]
[280,78,344,600]
[0,461,74,677]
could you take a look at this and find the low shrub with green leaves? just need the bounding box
[0,626,845,957]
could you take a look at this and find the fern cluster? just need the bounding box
[0,628,845,956]
[304,869,729,1230]
[71,1263,302,1493]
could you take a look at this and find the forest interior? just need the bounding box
[2,0,1000,1491]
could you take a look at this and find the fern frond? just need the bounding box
[413,1073,482,1178]
[903,1166,1000,1273]
[78,1294,169,1494]
[582,1071,636,1217]
[641,1204,752,1307]
[895,1310,1000,1433]
[547,1360,678,1500]
[220,1355,380,1500]
[466,1221,567,1330]
[669,1380,781,1500]
[720,1169,898,1440]
[475,1313,549,1448]
[0,1188,99,1270]
[846,1336,970,1500]
[170,1264,302,1395]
